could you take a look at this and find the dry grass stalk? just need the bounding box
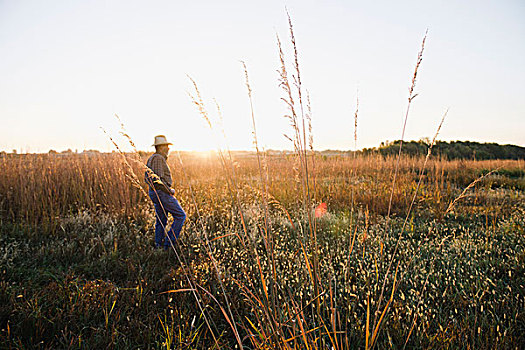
[444,167,500,216]
[354,89,359,156]
[387,29,428,218]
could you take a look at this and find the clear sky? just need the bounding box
[1,0,524,153]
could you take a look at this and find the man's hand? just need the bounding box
[170,188,175,195]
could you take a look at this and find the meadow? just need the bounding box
[1,16,524,350]
[1,151,524,349]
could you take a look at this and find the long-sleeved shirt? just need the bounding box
[145,153,173,194]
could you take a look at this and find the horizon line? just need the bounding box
[2,139,525,155]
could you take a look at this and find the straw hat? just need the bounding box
[152,135,172,146]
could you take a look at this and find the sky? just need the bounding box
[1,0,524,153]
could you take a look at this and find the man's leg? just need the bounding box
[150,190,168,248]
[153,202,168,248]
[162,195,186,248]
[169,198,186,239]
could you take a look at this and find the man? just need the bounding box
[145,135,186,250]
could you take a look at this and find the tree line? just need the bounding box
[361,140,525,160]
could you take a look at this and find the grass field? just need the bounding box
[1,16,524,350]
[1,152,524,349]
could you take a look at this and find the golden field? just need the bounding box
[1,152,524,349]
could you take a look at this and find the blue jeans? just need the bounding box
[148,189,186,248]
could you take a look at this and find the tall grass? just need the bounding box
[1,153,523,229]
[1,151,524,348]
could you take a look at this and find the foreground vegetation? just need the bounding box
[1,153,524,349]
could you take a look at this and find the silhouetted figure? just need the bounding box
[145,135,186,250]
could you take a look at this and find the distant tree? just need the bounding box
[363,140,525,160]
